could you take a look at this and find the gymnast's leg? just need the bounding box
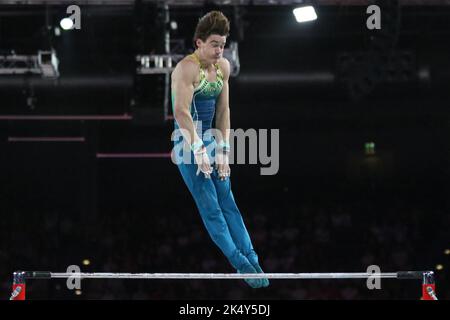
[176,159,265,288]
[211,168,269,287]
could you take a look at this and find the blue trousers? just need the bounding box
[175,141,260,271]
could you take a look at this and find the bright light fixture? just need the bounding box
[60,18,74,30]
[293,6,318,23]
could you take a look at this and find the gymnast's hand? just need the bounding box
[215,148,230,181]
[193,145,213,179]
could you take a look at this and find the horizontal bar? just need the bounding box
[0,114,132,121]
[44,272,403,280]
[8,137,85,142]
[96,153,171,159]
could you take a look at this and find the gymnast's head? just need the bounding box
[193,10,230,64]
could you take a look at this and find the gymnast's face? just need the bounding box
[196,34,226,64]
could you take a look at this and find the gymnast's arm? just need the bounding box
[172,60,202,147]
[215,58,231,145]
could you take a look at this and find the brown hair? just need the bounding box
[193,11,230,49]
